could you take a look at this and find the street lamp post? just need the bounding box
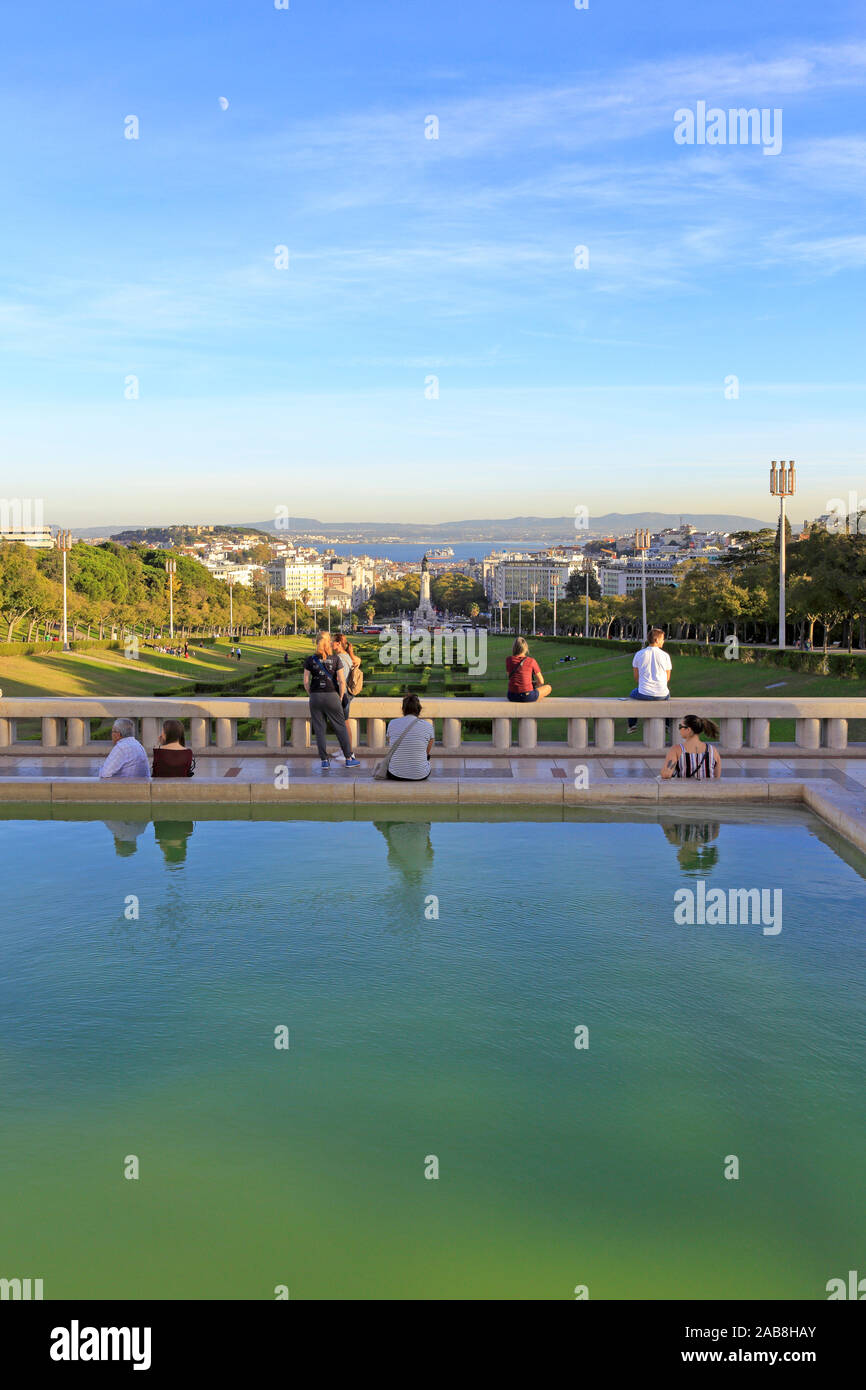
[293,595,297,636]
[532,583,538,636]
[551,573,560,637]
[584,562,591,639]
[770,460,796,650]
[635,528,651,644]
[498,600,504,634]
[228,579,234,641]
[265,581,272,637]
[164,558,176,639]
[58,530,73,650]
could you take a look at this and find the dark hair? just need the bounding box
[678,714,719,741]
[162,718,186,745]
[334,632,355,659]
[648,627,665,644]
[402,692,422,716]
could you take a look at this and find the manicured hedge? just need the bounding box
[0,638,121,656]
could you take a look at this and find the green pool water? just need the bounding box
[1,804,864,1301]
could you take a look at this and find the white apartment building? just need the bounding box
[266,559,325,607]
[208,560,259,587]
[599,559,679,596]
[0,526,55,548]
[487,556,580,605]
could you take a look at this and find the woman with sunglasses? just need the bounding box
[660,715,722,780]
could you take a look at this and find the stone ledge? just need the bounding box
[250,780,354,803]
[1,778,864,857]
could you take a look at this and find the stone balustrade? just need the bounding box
[1,696,864,757]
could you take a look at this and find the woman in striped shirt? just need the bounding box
[660,715,722,780]
[386,692,435,781]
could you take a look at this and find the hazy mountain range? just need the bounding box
[67,511,774,541]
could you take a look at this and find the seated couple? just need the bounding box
[98,718,195,780]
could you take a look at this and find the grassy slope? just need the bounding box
[0,639,310,697]
[2,634,861,744]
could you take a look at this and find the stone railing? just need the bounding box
[1,696,864,756]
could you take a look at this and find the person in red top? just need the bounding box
[505,637,552,702]
[152,718,195,777]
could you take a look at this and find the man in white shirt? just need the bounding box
[98,718,151,779]
[626,628,672,733]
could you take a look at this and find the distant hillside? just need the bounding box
[251,512,774,539]
[66,512,774,542]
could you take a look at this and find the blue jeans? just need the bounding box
[627,689,670,733]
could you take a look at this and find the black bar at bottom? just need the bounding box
[2,1298,862,1374]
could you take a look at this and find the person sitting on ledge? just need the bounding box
[152,718,195,778]
[98,718,151,779]
[660,715,722,780]
[384,692,435,781]
[505,637,552,702]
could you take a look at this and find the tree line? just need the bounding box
[2,528,864,650]
[0,541,330,642]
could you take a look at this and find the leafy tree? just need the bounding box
[0,543,52,640]
[565,569,601,601]
[431,571,485,615]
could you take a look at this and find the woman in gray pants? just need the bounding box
[302,633,361,770]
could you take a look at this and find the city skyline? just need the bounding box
[1,1,864,522]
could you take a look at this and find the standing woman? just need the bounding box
[303,633,360,770]
[332,632,362,721]
[660,715,722,780]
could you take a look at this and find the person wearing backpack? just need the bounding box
[505,636,551,702]
[333,632,363,719]
[302,633,361,769]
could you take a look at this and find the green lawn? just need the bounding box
[2,632,861,745]
[0,638,312,697]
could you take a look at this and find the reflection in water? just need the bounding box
[103,820,149,857]
[374,820,434,886]
[154,821,196,867]
[101,819,197,866]
[663,821,721,875]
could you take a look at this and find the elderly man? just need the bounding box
[98,718,151,779]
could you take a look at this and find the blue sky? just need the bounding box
[1,0,864,527]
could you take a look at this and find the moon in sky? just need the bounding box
[218,96,229,110]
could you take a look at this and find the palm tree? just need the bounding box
[300,589,312,634]
[363,601,376,626]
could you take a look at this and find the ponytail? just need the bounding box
[680,714,719,741]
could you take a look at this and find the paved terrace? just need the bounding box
[2,696,865,854]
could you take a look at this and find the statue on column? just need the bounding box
[413,554,437,626]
